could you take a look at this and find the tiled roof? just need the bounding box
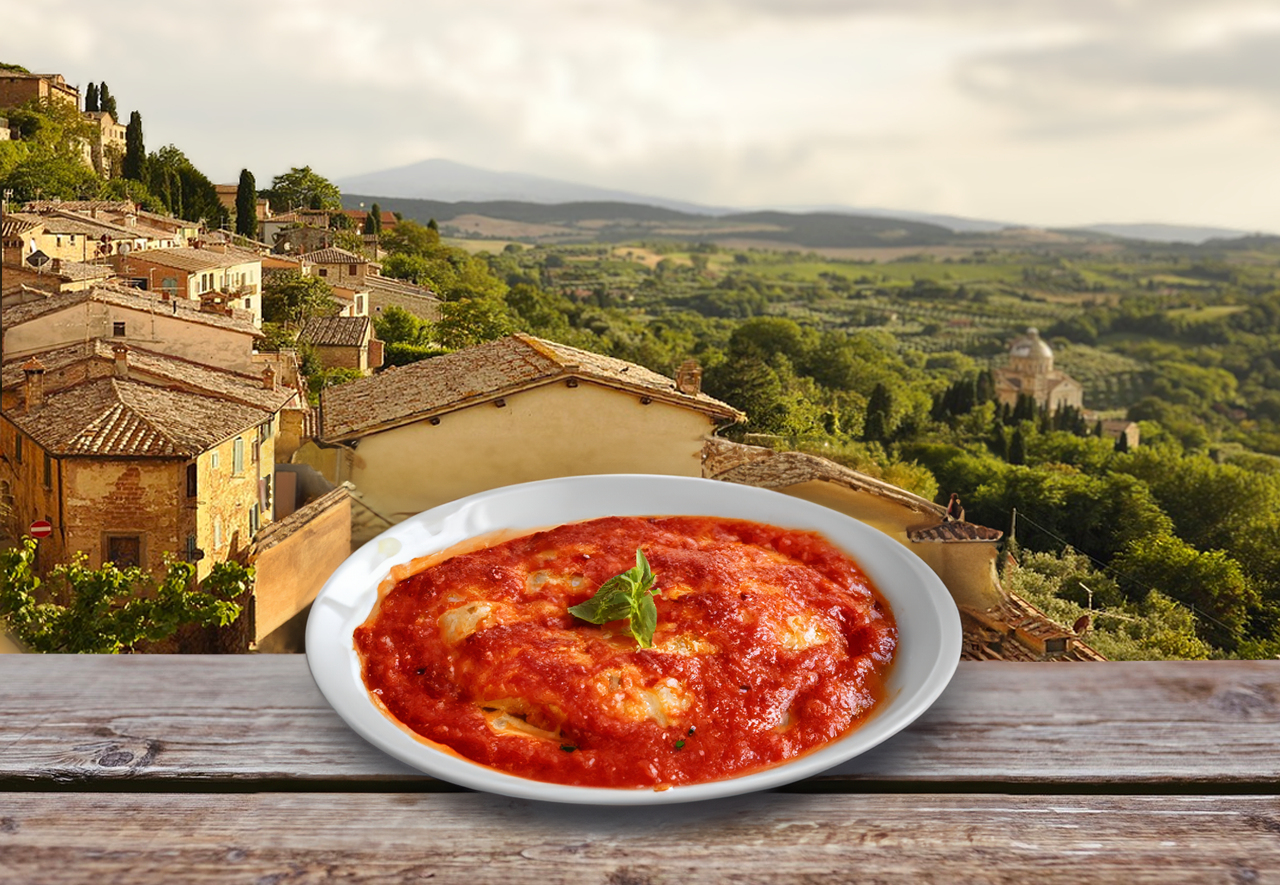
[703,437,946,518]
[23,200,136,213]
[321,333,743,441]
[908,520,1004,543]
[365,273,440,303]
[1,284,262,337]
[126,247,255,272]
[2,212,44,237]
[25,213,137,239]
[960,595,1107,662]
[298,316,372,348]
[54,261,115,281]
[298,247,367,265]
[1,340,296,412]
[9,377,269,457]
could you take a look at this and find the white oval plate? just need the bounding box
[306,474,961,805]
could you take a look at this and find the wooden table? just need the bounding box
[1,657,1277,883]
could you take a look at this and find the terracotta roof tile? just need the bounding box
[908,520,1004,543]
[127,247,256,272]
[10,377,270,457]
[704,438,946,518]
[1,284,262,337]
[299,316,372,348]
[320,333,742,441]
[1,340,297,412]
[298,247,367,265]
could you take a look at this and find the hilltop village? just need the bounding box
[10,62,1280,661]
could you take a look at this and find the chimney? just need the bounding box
[22,358,46,413]
[675,359,703,395]
[112,343,129,378]
[262,363,276,391]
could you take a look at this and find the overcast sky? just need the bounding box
[5,0,1280,230]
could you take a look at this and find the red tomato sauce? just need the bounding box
[355,516,896,789]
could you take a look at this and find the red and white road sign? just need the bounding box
[29,520,53,539]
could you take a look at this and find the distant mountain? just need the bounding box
[1072,223,1263,245]
[336,158,729,216]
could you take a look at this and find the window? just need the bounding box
[113,321,126,337]
[210,450,220,470]
[43,453,52,489]
[251,437,261,465]
[106,535,142,568]
[318,268,328,277]
[244,298,251,309]
[161,277,178,294]
[356,295,363,313]
[186,463,198,498]
[348,264,357,275]
[249,504,260,536]
[233,437,244,474]
[185,534,199,561]
[15,434,22,464]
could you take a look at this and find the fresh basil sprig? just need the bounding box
[568,548,660,648]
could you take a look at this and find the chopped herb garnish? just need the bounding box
[674,740,686,750]
[568,548,660,649]
[560,745,577,752]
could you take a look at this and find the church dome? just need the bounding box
[1008,327,1054,373]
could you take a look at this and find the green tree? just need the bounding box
[123,110,145,181]
[235,168,258,239]
[98,82,117,118]
[434,298,515,350]
[85,82,99,112]
[0,539,249,654]
[862,383,892,442]
[382,218,440,254]
[266,165,341,212]
[145,145,223,223]
[262,270,337,324]
[373,305,427,345]
[1008,426,1027,464]
[100,177,166,212]
[1112,534,1257,650]
[364,202,382,235]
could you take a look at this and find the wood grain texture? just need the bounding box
[1,793,1277,884]
[1,656,1278,786]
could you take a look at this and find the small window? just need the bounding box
[113,321,126,337]
[43,453,52,488]
[233,437,244,474]
[244,298,251,309]
[186,463,198,497]
[250,504,261,535]
[318,268,328,277]
[251,437,261,465]
[185,534,198,561]
[211,450,220,470]
[348,264,357,275]
[161,276,178,294]
[15,434,23,464]
[356,295,363,313]
[107,535,142,568]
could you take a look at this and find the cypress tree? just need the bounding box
[85,82,99,112]
[976,369,995,403]
[98,82,117,118]
[235,168,258,239]
[364,202,382,235]
[1094,418,1104,437]
[427,217,439,232]
[1115,429,1130,453]
[1009,427,1027,465]
[862,383,892,443]
[123,111,145,182]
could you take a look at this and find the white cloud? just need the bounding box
[2,0,1278,229]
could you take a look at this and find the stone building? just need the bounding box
[993,327,1084,413]
[0,72,79,109]
[297,316,383,373]
[0,362,280,580]
[116,247,263,324]
[82,111,126,177]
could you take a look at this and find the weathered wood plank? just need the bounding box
[1,657,1277,786]
[1,793,1276,884]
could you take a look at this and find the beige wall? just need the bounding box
[250,494,351,642]
[4,302,259,373]
[195,425,275,578]
[340,382,715,539]
[778,479,1002,610]
[62,458,188,576]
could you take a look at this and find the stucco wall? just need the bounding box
[343,381,716,538]
[775,479,1003,610]
[196,426,275,576]
[250,493,351,642]
[3,302,259,373]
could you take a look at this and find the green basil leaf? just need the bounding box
[630,586,658,649]
[568,548,661,649]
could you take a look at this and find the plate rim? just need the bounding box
[306,473,962,805]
